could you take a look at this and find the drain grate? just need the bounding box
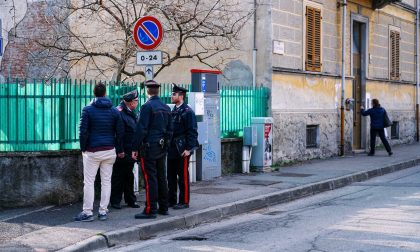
[274,172,313,178]
[172,236,208,241]
[238,180,281,186]
[262,210,285,216]
[191,187,239,194]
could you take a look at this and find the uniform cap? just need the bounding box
[122,90,138,102]
[144,80,160,88]
[172,83,188,93]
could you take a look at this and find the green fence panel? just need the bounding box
[0,79,268,152]
[220,86,269,138]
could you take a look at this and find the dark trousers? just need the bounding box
[370,128,392,154]
[110,158,137,205]
[139,156,169,214]
[167,156,190,205]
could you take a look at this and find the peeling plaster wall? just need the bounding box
[153,0,273,88]
[271,73,351,162]
[0,1,69,79]
[273,111,339,162]
[0,0,28,80]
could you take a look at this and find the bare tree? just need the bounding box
[36,0,252,83]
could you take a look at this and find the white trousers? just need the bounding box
[82,149,116,215]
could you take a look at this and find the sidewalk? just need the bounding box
[1,144,420,252]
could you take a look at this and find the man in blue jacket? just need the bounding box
[110,90,140,209]
[361,98,393,156]
[132,80,173,219]
[75,82,124,222]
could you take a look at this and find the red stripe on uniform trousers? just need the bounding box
[184,156,189,204]
[140,158,151,214]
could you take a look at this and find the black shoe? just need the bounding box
[134,212,157,219]
[169,203,176,208]
[127,203,140,208]
[367,153,375,156]
[111,203,122,209]
[158,210,169,215]
[173,203,189,210]
[389,151,393,156]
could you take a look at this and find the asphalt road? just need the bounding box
[106,166,420,252]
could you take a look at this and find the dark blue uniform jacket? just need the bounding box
[361,107,386,129]
[168,103,199,159]
[79,97,123,153]
[133,96,173,158]
[117,101,138,159]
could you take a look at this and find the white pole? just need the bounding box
[189,152,197,183]
[133,163,139,192]
[242,145,250,173]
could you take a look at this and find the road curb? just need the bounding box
[63,157,420,251]
[58,235,107,252]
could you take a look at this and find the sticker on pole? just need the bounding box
[133,16,163,50]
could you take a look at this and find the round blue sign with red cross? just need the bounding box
[133,16,163,50]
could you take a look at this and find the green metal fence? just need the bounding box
[220,86,269,138]
[0,79,269,151]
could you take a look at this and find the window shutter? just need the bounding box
[306,6,322,72]
[390,31,400,80]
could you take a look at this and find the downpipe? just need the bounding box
[252,0,257,88]
[416,0,419,141]
[340,0,347,156]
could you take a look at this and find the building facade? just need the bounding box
[271,0,418,162]
[0,0,418,165]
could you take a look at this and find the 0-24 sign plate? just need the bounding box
[136,51,162,65]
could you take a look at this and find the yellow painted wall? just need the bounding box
[272,73,415,111]
[272,73,353,111]
[365,81,415,110]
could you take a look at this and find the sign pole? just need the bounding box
[144,65,154,80]
[133,16,163,81]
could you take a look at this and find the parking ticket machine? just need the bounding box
[188,69,222,180]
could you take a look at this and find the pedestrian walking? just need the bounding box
[167,84,199,210]
[75,82,124,222]
[110,90,140,210]
[132,80,173,219]
[361,98,393,156]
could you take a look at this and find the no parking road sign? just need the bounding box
[133,16,163,50]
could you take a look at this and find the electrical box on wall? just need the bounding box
[243,126,258,146]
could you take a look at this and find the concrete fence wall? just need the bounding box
[0,139,243,208]
[0,151,84,209]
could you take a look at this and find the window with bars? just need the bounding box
[305,6,322,72]
[306,125,319,148]
[391,121,399,139]
[390,30,400,80]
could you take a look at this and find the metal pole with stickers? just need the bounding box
[132,15,164,190]
[250,117,273,172]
